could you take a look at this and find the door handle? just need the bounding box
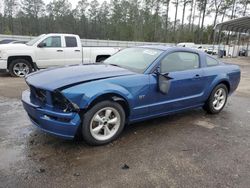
[57,50,63,52]
[75,50,80,52]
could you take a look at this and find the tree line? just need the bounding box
[0,0,249,44]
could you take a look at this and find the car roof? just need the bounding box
[137,45,202,54]
[137,45,172,51]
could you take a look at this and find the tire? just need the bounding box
[203,84,228,114]
[81,100,125,145]
[9,59,32,77]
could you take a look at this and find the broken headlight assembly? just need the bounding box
[52,90,79,113]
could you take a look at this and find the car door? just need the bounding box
[148,51,207,116]
[63,36,82,65]
[35,36,65,68]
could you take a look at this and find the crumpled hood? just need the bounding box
[26,64,135,91]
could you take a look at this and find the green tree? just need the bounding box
[4,0,18,33]
[46,0,72,17]
[21,0,45,34]
[239,0,250,16]
[46,0,73,33]
[88,0,100,38]
[74,0,89,37]
[163,0,171,42]
[97,1,110,38]
[173,0,179,42]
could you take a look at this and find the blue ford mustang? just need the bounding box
[22,46,241,145]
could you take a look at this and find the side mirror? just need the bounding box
[154,68,172,94]
[38,42,46,48]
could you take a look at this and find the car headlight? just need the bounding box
[52,91,80,112]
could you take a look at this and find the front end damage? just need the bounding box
[22,84,81,139]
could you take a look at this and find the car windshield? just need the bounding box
[26,34,46,46]
[104,47,163,73]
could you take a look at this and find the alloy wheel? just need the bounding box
[213,88,226,110]
[13,63,30,77]
[90,107,121,141]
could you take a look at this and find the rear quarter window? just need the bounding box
[206,56,219,67]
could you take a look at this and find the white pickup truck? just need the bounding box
[0,33,120,77]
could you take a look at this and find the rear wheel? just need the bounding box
[81,100,125,145]
[203,84,228,114]
[9,59,32,77]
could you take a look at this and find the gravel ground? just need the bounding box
[0,57,250,188]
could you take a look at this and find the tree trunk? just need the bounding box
[213,10,218,27]
[165,0,170,42]
[173,0,179,43]
[213,0,222,28]
[181,1,187,30]
[221,8,226,22]
[188,0,194,31]
[230,0,236,19]
[200,0,207,43]
[243,1,248,16]
[191,0,196,32]
[180,0,188,41]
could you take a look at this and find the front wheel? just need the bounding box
[203,84,228,114]
[81,100,125,145]
[9,59,32,77]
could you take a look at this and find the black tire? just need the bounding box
[81,100,125,145]
[203,84,228,114]
[9,59,32,77]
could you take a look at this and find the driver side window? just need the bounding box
[41,36,61,47]
[160,52,199,73]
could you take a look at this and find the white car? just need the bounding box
[206,46,218,55]
[0,33,120,77]
[177,42,196,48]
[196,46,207,52]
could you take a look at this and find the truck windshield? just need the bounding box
[26,34,46,46]
[104,47,163,73]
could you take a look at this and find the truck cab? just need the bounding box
[33,34,82,68]
[0,33,119,77]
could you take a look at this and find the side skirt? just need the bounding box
[128,103,204,124]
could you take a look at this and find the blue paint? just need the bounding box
[22,46,241,139]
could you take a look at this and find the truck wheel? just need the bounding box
[9,59,32,77]
[203,84,228,114]
[81,100,125,145]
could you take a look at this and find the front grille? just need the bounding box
[29,85,47,105]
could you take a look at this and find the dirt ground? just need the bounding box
[0,57,250,188]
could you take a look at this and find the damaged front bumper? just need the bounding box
[22,90,81,139]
